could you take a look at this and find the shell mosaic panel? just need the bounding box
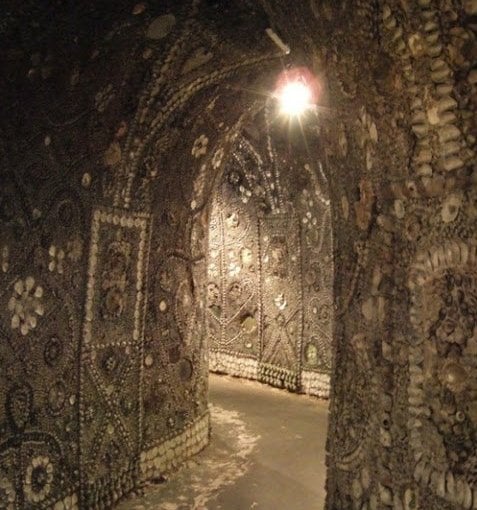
[80,208,151,504]
[206,132,333,396]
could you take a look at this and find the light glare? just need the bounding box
[278,81,312,117]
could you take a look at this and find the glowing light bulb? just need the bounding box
[278,81,312,117]
[274,68,320,119]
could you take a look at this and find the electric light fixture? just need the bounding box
[277,80,313,117]
[274,68,320,119]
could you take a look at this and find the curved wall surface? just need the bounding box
[1,1,476,509]
[0,3,278,508]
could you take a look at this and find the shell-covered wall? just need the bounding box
[263,1,476,508]
[0,2,280,508]
[0,0,476,509]
[206,115,333,398]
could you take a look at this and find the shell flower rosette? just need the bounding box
[8,276,45,335]
[0,475,15,510]
[23,455,54,504]
[191,134,208,158]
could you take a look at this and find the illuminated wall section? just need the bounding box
[207,133,333,397]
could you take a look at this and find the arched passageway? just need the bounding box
[0,1,476,509]
[205,110,333,398]
[119,104,335,508]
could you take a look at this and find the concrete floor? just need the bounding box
[118,374,328,510]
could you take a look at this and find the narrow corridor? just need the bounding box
[119,374,328,510]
